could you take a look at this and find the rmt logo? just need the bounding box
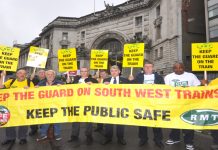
[181,109,218,126]
[0,106,10,127]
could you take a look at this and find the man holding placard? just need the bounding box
[0,69,34,146]
[102,65,129,145]
[129,60,164,149]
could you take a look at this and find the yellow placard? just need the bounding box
[58,48,77,72]
[192,42,218,71]
[0,84,218,130]
[26,46,49,68]
[123,43,144,68]
[90,49,108,69]
[0,45,20,72]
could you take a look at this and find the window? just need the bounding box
[159,47,163,58]
[155,49,158,60]
[156,5,160,17]
[209,7,218,18]
[44,35,50,49]
[61,45,68,49]
[210,28,218,38]
[81,31,85,39]
[160,71,164,75]
[135,32,142,40]
[62,32,68,41]
[80,43,85,48]
[155,47,163,60]
[209,25,218,38]
[135,16,142,26]
[156,26,161,40]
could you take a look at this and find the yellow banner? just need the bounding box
[58,48,77,72]
[123,43,144,68]
[192,42,218,71]
[0,45,20,72]
[26,46,49,68]
[0,84,218,129]
[90,49,108,70]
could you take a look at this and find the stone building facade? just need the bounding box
[16,0,206,77]
[208,0,218,42]
[205,0,218,80]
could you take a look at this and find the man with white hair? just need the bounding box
[36,70,63,141]
[101,65,129,145]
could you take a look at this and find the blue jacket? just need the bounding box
[37,79,64,86]
[132,72,164,84]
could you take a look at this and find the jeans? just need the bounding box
[40,124,61,136]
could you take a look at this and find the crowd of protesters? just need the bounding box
[0,61,217,150]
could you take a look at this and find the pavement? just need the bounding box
[0,123,213,150]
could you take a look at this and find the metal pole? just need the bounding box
[204,0,209,42]
[204,0,209,82]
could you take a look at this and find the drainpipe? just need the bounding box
[177,0,183,62]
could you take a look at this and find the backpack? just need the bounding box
[9,78,31,87]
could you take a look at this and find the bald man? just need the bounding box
[164,63,201,150]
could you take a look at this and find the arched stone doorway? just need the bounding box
[91,31,126,73]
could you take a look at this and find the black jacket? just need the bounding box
[73,76,98,84]
[103,76,129,84]
[132,72,164,84]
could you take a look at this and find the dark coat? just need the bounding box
[132,72,164,84]
[103,76,129,84]
[73,76,98,84]
[37,79,64,86]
